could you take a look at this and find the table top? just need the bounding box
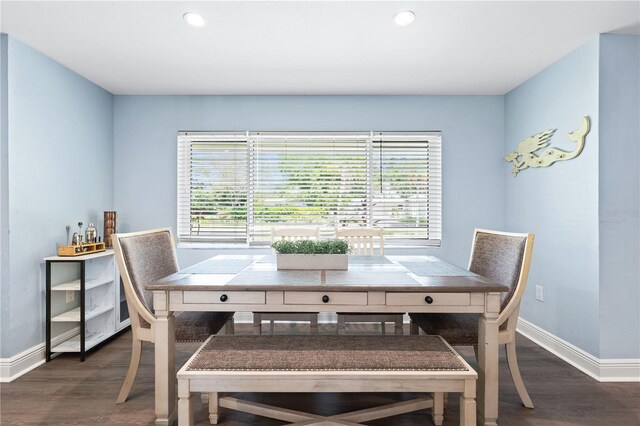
[147,255,508,293]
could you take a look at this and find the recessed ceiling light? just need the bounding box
[393,10,415,27]
[183,12,206,28]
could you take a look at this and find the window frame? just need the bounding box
[177,131,441,248]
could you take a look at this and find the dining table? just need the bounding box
[146,254,508,426]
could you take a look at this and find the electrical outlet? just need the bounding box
[66,291,75,303]
[535,285,544,302]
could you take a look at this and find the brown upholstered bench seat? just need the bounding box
[177,335,477,426]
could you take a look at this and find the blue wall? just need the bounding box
[0,34,9,358]
[504,38,601,356]
[2,37,114,356]
[113,95,505,268]
[598,34,640,359]
[1,33,638,363]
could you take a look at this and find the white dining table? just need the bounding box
[147,255,507,426]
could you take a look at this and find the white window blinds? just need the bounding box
[372,133,442,243]
[177,132,248,242]
[178,131,441,245]
[250,133,370,242]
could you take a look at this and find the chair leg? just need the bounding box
[208,392,219,424]
[116,337,142,403]
[432,392,444,425]
[310,314,319,335]
[409,319,419,335]
[394,316,404,335]
[337,315,346,335]
[505,342,534,408]
[253,313,262,335]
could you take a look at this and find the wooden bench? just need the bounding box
[177,335,477,426]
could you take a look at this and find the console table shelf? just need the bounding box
[51,304,115,323]
[45,250,130,362]
[50,277,114,292]
[51,332,111,353]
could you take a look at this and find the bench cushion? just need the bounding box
[186,335,467,372]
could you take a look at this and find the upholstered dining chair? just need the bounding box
[335,227,404,335]
[410,228,535,408]
[113,228,234,404]
[253,226,321,335]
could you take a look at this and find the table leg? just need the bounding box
[478,293,500,426]
[155,308,176,425]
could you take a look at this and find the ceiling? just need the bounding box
[1,1,638,95]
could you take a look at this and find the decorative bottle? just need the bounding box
[104,211,117,248]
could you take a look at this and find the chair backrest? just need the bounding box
[112,228,180,331]
[335,227,384,256]
[270,226,320,242]
[467,229,534,327]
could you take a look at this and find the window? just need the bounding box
[178,131,441,246]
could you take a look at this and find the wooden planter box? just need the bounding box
[276,254,348,270]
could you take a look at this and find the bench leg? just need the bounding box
[225,317,235,335]
[432,392,444,426]
[394,316,404,335]
[337,315,346,335]
[178,379,194,426]
[409,319,419,335]
[381,321,386,335]
[253,314,262,335]
[310,314,319,335]
[460,379,477,426]
[208,392,219,424]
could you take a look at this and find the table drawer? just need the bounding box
[284,291,367,306]
[183,291,265,305]
[386,292,470,306]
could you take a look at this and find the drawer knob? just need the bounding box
[220,294,228,302]
[425,296,433,304]
[322,295,330,303]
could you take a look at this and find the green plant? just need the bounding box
[271,239,350,255]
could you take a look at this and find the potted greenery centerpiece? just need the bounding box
[272,239,350,270]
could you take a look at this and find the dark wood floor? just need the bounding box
[1,323,639,425]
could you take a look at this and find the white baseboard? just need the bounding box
[0,345,46,383]
[0,328,79,383]
[517,317,640,382]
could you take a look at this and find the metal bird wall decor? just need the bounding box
[505,116,591,176]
